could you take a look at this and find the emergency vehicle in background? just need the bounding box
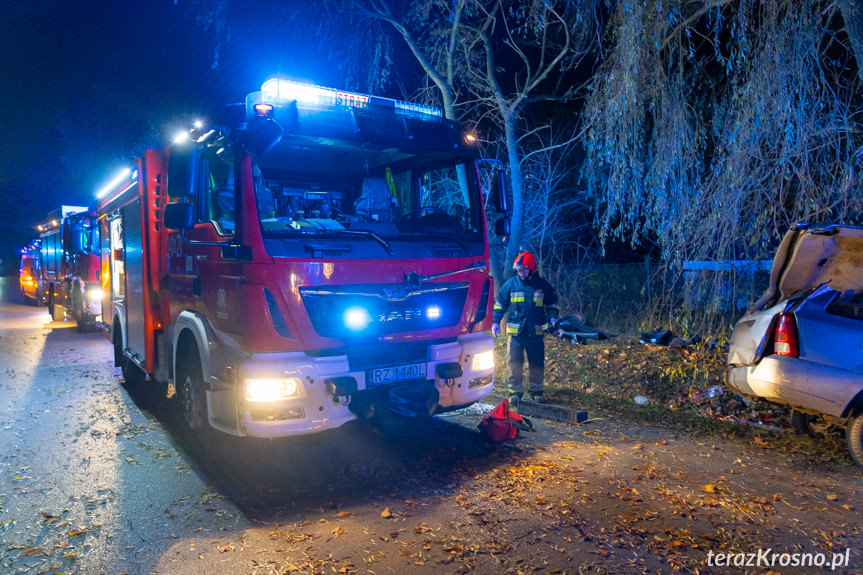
[31,206,102,328]
[97,78,509,439]
[19,240,42,304]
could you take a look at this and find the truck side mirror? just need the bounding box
[168,145,199,199]
[477,159,509,214]
[490,166,508,213]
[494,217,510,238]
[68,228,86,254]
[164,202,196,230]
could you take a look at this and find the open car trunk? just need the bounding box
[751,224,863,312]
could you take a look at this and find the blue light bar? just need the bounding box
[260,78,442,119]
[394,100,442,118]
[262,79,336,106]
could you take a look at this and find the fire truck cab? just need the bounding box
[98,78,508,439]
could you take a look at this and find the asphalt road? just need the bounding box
[0,277,247,574]
[1,276,863,575]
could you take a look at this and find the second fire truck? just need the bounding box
[34,206,102,328]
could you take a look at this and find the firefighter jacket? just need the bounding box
[493,273,560,337]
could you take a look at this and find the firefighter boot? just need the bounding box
[528,382,545,403]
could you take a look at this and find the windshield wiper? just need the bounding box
[334,229,394,255]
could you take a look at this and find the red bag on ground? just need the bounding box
[478,400,532,441]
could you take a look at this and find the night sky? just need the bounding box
[0,0,360,271]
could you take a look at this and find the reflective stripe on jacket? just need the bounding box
[493,273,559,337]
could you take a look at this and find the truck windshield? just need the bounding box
[253,157,483,255]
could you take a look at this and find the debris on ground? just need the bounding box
[498,336,793,433]
[689,384,724,403]
[639,328,703,348]
[555,314,614,343]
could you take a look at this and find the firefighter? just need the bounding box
[492,252,560,404]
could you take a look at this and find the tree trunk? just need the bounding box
[503,109,524,278]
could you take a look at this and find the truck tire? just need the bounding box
[71,285,83,321]
[175,345,209,439]
[847,411,863,467]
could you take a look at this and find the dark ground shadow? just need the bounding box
[123,379,529,523]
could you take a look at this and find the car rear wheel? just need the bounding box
[846,411,863,467]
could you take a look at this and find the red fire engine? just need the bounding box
[96,78,508,439]
[33,206,102,328]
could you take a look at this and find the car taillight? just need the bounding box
[774,312,799,357]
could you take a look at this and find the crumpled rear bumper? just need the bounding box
[726,356,862,418]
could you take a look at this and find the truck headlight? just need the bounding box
[244,378,301,402]
[471,350,495,371]
[87,288,104,302]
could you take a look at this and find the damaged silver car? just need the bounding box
[726,223,863,466]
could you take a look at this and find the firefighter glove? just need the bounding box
[492,323,501,337]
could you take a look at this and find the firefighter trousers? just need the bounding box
[506,334,545,399]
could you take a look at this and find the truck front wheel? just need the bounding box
[175,346,209,438]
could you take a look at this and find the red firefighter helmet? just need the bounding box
[513,252,537,274]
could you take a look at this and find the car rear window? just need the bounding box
[826,290,863,321]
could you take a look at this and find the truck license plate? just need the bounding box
[369,362,427,385]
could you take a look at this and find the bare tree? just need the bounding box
[346,0,601,283]
[517,118,592,268]
[459,1,601,278]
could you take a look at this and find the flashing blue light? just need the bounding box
[426,305,442,321]
[262,78,336,106]
[343,306,372,331]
